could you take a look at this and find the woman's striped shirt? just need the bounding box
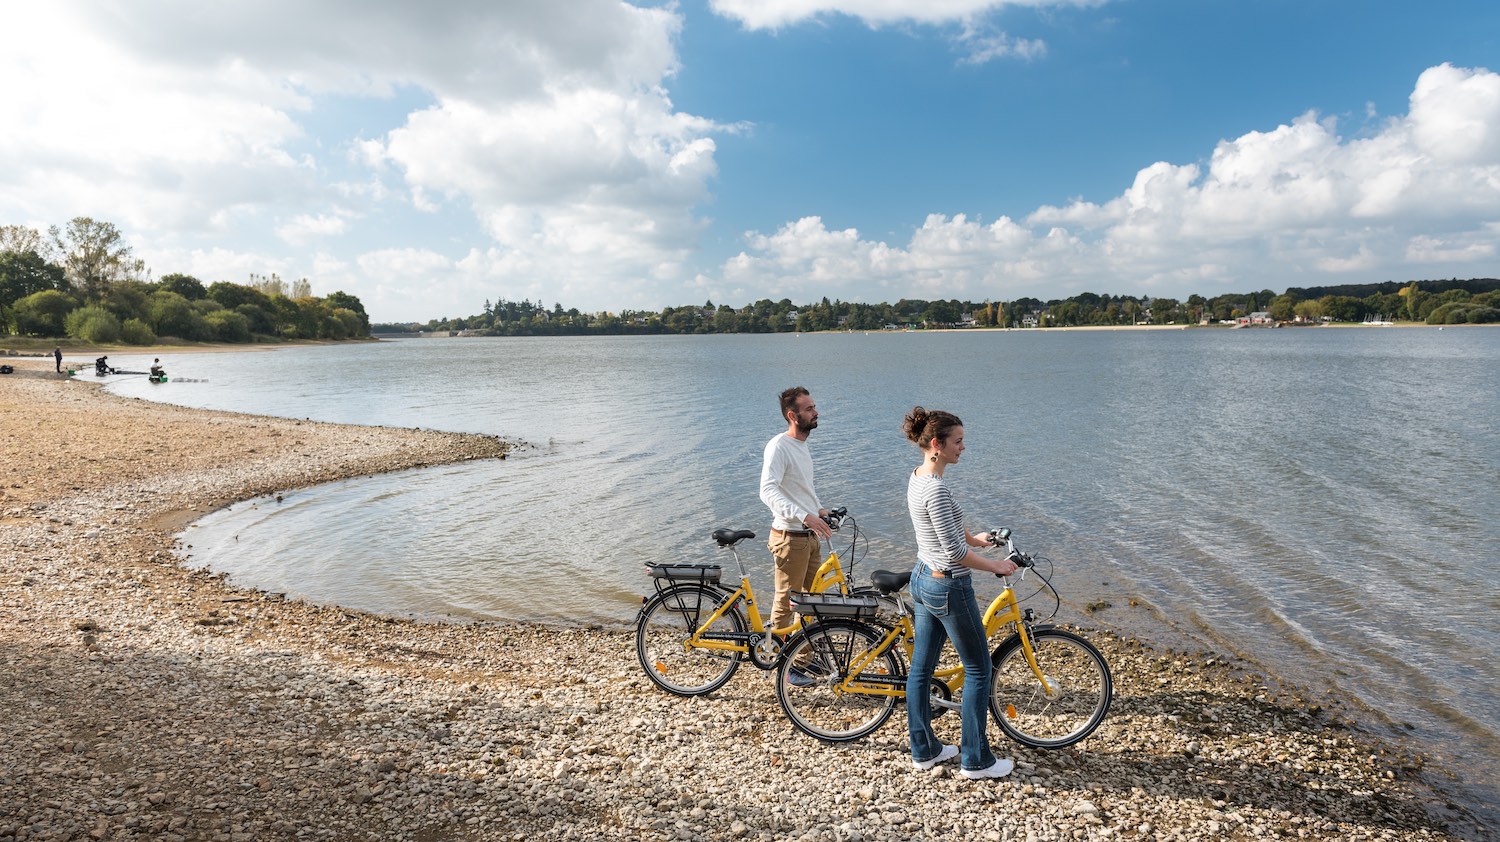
[907,471,971,576]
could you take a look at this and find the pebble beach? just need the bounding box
[0,356,1486,842]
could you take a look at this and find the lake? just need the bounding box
[103,325,1499,823]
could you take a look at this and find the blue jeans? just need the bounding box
[906,564,998,772]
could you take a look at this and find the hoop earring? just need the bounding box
[930,454,938,462]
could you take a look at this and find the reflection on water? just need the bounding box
[108,328,1499,823]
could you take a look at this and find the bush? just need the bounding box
[204,309,251,342]
[64,306,122,344]
[148,290,210,339]
[234,303,275,335]
[11,289,77,336]
[1466,306,1500,324]
[120,318,156,345]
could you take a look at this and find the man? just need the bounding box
[53,346,62,373]
[759,386,833,634]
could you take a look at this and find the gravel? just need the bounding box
[0,358,1486,841]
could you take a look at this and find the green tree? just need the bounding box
[0,224,49,255]
[121,318,156,345]
[922,299,961,326]
[12,289,77,335]
[324,291,370,335]
[1397,282,1424,321]
[713,304,738,333]
[234,303,275,335]
[0,249,65,308]
[204,309,252,342]
[1293,299,1324,322]
[249,272,288,298]
[148,291,207,339]
[1267,294,1298,322]
[64,305,122,343]
[159,273,207,300]
[1051,300,1080,326]
[50,217,145,300]
[208,281,274,312]
[330,308,365,339]
[100,280,154,324]
[1318,295,1366,322]
[1150,297,1182,324]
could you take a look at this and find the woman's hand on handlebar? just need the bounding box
[990,555,1019,577]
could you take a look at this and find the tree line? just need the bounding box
[379,279,1500,337]
[1,218,370,343]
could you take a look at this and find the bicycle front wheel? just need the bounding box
[989,628,1112,749]
[636,585,744,696]
[776,620,902,742]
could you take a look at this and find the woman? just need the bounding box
[903,406,1018,779]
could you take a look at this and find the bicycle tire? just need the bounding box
[636,584,745,696]
[776,620,902,742]
[988,628,1112,749]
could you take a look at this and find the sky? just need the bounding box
[2,0,1498,324]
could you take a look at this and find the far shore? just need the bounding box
[2,336,373,359]
[8,318,1483,363]
[0,357,1486,841]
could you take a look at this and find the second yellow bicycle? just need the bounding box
[774,529,1113,749]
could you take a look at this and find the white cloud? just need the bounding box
[709,0,1069,65]
[708,63,1500,304]
[0,1,723,320]
[709,0,1096,30]
[277,213,351,246]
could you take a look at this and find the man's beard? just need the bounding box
[795,418,818,434]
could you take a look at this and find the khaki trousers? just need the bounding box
[768,531,822,631]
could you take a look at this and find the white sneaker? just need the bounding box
[911,744,958,771]
[960,758,1015,779]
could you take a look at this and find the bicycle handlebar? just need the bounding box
[986,527,1035,573]
[822,507,849,529]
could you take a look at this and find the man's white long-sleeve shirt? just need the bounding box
[760,433,821,531]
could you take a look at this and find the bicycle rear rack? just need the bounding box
[647,563,721,584]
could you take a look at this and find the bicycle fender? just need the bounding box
[634,583,735,623]
[989,623,1057,660]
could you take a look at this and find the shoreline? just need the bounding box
[1,359,1486,840]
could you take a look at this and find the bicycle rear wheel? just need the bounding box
[989,628,1112,749]
[636,584,744,696]
[776,620,901,742]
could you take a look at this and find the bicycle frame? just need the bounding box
[834,583,1049,705]
[669,538,853,660]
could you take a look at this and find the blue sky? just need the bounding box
[3,1,1498,322]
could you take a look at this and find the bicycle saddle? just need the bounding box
[869,569,911,595]
[711,528,756,547]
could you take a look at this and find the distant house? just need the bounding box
[959,312,976,327]
[1237,311,1275,326]
[786,310,800,323]
[1021,311,1040,328]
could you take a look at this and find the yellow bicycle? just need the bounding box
[635,508,872,696]
[774,529,1112,748]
